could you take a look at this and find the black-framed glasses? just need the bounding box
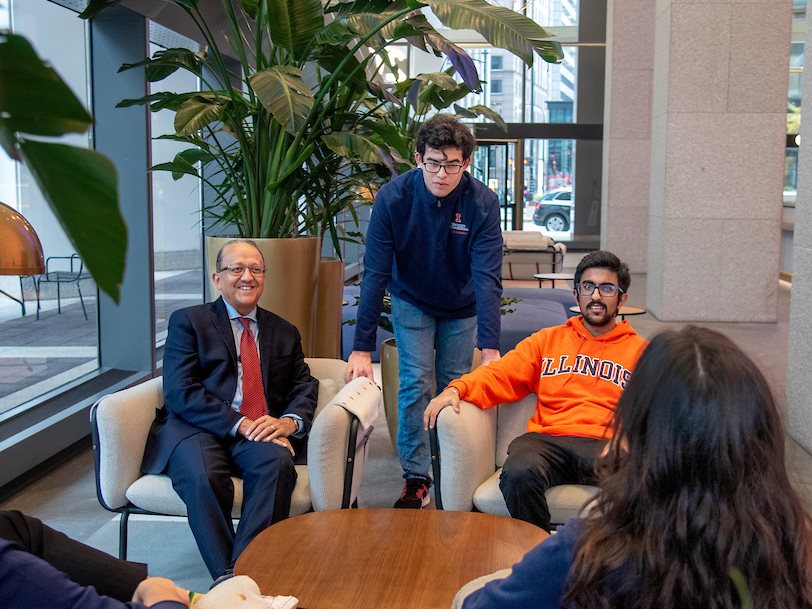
[422,161,464,174]
[576,281,623,298]
[219,265,266,277]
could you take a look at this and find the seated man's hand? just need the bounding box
[345,350,375,383]
[423,387,461,430]
[132,577,190,607]
[238,416,297,456]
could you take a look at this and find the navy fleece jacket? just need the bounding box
[353,168,503,352]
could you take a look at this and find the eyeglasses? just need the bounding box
[219,265,266,277]
[576,281,623,298]
[422,161,464,175]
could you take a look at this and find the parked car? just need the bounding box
[532,188,573,231]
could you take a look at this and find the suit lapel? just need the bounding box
[257,307,275,392]
[209,297,238,368]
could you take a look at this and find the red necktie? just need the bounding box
[238,317,267,420]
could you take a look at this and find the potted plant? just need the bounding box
[80,0,563,355]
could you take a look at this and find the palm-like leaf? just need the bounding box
[174,94,229,135]
[426,0,563,66]
[250,66,315,135]
[267,0,324,60]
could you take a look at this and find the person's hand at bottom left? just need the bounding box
[132,577,190,607]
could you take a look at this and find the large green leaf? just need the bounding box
[19,140,126,303]
[267,0,324,60]
[120,48,204,82]
[116,91,200,112]
[426,0,563,66]
[322,132,384,165]
[0,34,92,137]
[249,67,314,135]
[454,103,507,131]
[174,94,228,135]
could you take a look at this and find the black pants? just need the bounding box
[0,509,147,601]
[498,433,606,532]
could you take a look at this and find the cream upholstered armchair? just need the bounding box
[501,231,567,280]
[429,394,598,525]
[91,358,379,559]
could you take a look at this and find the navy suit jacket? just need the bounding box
[141,297,318,473]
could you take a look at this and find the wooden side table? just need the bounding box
[234,508,547,609]
[533,272,575,288]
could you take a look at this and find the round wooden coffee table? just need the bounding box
[234,508,547,609]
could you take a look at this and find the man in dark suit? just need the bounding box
[141,239,318,579]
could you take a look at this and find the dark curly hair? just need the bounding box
[573,250,630,293]
[415,114,476,160]
[563,326,812,609]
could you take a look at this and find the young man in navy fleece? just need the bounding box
[346,114,503,508]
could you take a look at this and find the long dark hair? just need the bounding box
[563,326,812,609]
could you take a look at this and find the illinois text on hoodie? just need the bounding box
[448,316,648,440]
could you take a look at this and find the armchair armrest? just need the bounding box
[307,377,380,511]
[91,377,163,511]
[431,401,497,511]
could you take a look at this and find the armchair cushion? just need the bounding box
[93,358,376,522]
[307,377,380,511]
[433,393,600,525]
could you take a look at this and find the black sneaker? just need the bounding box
[393,477,431,509]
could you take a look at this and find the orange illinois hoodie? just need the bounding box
[448,316,648,441]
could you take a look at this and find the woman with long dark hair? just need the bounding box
[461,326,812,609]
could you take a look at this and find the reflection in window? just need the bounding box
[0,0,99,414]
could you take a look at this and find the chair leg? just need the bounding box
[17,277,26,317]
[429,427,444,510]
[342,417,361,509]
[77,281,87,320]
[118,509,130,560]
[35,277,41,320]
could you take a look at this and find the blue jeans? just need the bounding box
[391,295,477,480]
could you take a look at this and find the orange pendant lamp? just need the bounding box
[0,201,44,275]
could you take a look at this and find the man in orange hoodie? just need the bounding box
[424,251,647,531]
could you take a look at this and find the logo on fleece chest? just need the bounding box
[450,212,469,235]
[539,354,632,389]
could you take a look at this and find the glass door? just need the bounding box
[470,141,516,230]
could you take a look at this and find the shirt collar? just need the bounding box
[223,299,258,322]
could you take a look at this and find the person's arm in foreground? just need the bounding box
[0,540,189,609]
[461,521,580,609]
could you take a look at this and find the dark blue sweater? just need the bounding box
[461,519,582,609]
[353,168,503,351]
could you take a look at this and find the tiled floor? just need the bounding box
[1,262,811,544]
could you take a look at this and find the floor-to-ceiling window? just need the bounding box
[149,29,204,347]
[0,0,99,414]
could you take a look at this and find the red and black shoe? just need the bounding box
[393,476,431,509]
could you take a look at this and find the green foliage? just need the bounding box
[345,292,520,334]
[0,32,126,302]
[80,0,562,246]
